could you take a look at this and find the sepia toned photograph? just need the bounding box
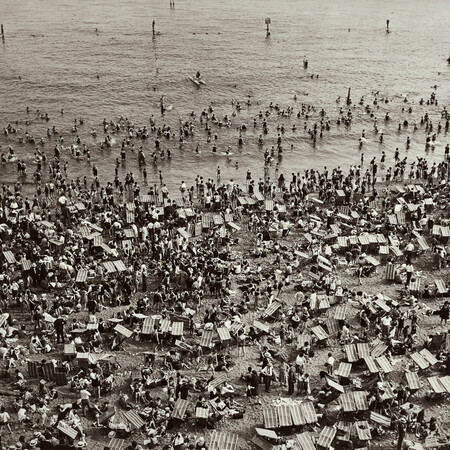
[0,0,450,449]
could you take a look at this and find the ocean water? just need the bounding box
[0,0,450,194]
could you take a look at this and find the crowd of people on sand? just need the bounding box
[0,86,449,450]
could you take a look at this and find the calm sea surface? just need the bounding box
[1,0,450,193]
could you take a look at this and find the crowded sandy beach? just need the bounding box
[2,0,450,449]
[0,79,449,450]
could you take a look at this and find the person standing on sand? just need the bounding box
[80,388,92,417]
[261,362,273,393]
[440,301,450,326]
[206,352,216,376]
[326,352,334,375]
[251,369,259,397]
[278,361,288,387]
[381,315,392,339]
[0,406,12,433]
[295,352,305,373]
[397,414,407,450]
[54,317,66,344]
[405,240,414,264]
[405,263,414,287]
[288,365,296,395]
[237,330,246,356]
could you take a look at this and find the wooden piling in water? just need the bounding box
[265,18,271,37]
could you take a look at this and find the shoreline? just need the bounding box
[0,141,450,449]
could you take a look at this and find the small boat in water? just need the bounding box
[188,76,199,86]
[188,75,206,86]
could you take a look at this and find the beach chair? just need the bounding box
[290,404,306,426]
[345,344,359,363]
[171,322,184,337]
[316,426,336,449]
[124,410,145,430]
[408,278,422,296]
[171,398,190,421]
[311,325,329,346]
[379,245,390,262]
[42,362,55,381]
[195,406,209,428]
[369,411,391,428]
[277,404,293,427]
[217,327,231,344]
[27,360,40,378]
[108,439,124,450]
[364,356,379,374]
[326,377,344,394]
[200,330,215,348]
[357,343,370,359]
[54,367,68,386]
[57,422,78,440]
[390,246,403,260]
[355,420,372,441]
[295,432,316,450]
[250,436,272,450]
[385,264,396,281]
[334,305,347,321]
[300,402,318,424]
[208,432,239,450]
[428,376,450,395]
[411,352,430,371]
[263,301,282,319]
[263,407,278,429]
[406,372,420,394]
[325,317,339,335]
[335,362,352,381]
[376,355,393,374]
[336,421,352,442]
[435,279,448,296]
[370,342,388,358]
